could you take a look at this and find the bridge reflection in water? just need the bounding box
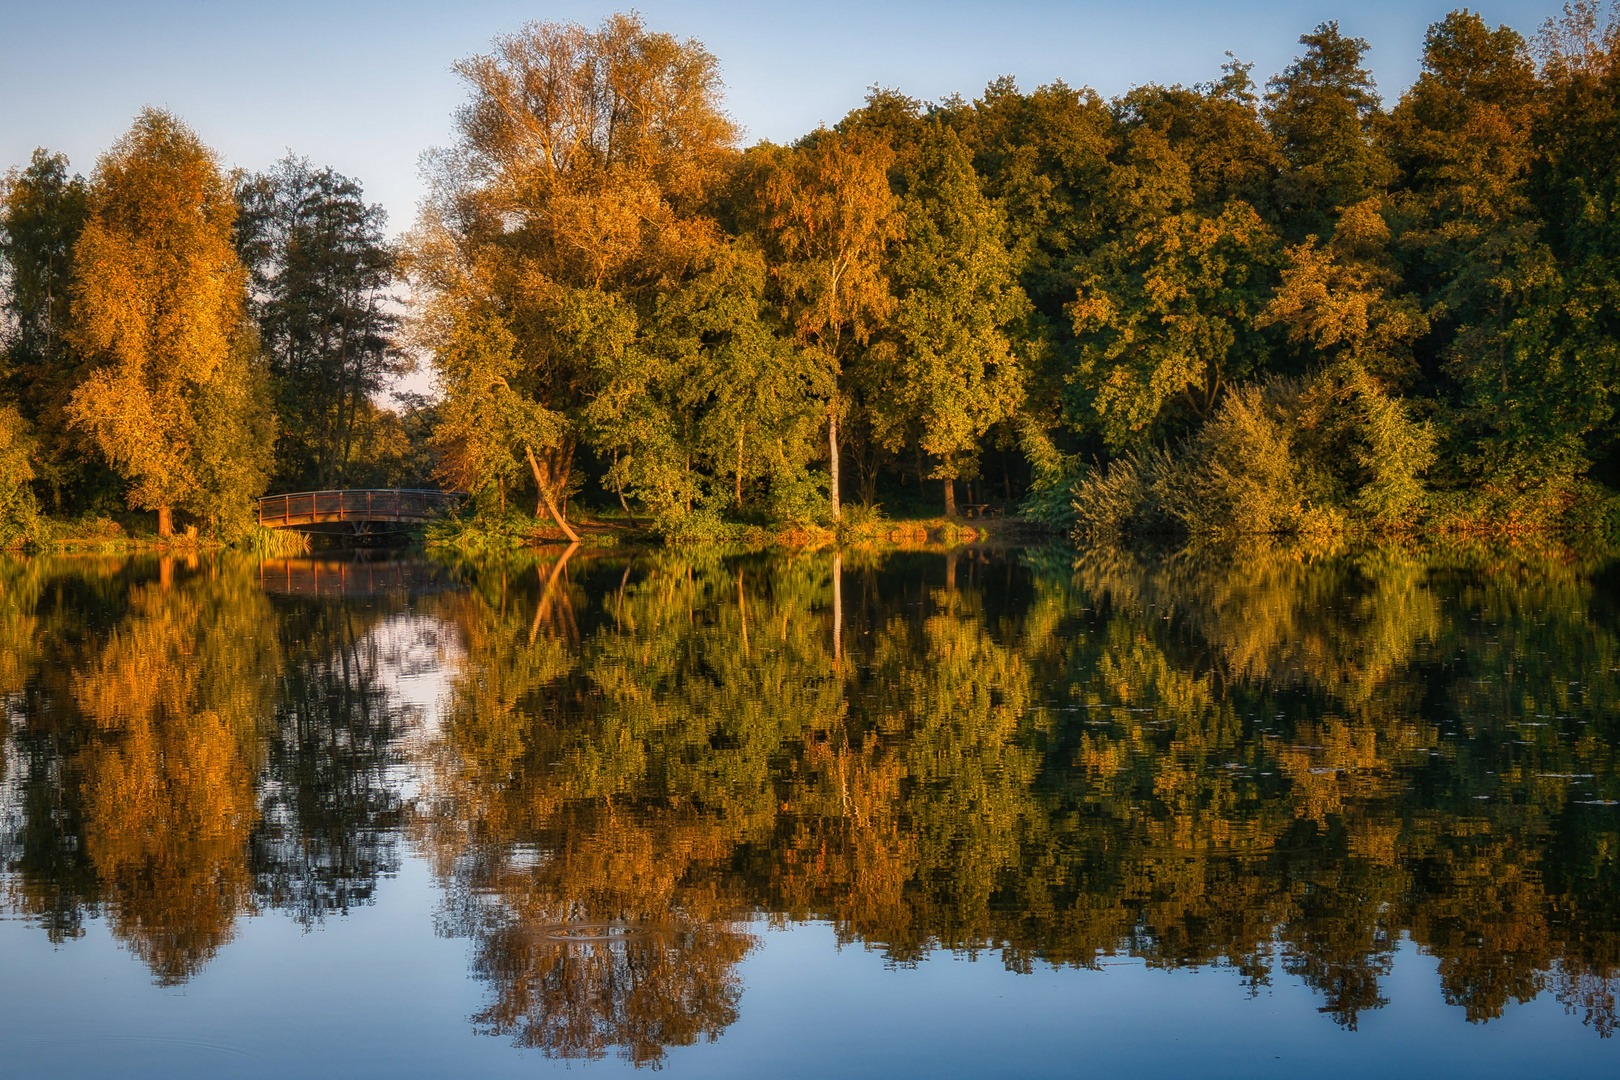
[256,489,465,535]
[257,557,460,598]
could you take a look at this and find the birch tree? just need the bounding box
[749,128,900,521]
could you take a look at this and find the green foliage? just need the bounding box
[428,314,565,503]
[187,335,278,538]
[876,123,1028,513]
[1173,383,1322,537]
[1340,376,1437,523]
[1017,420,1082,527]
[7,9,1620,543]
[588,243,827,525]
[1,149,118,515]
[1070,446,1179,540]
[1067,201,1278,448]
[423,507,534,555]
[403,8,1620,540]
[660,499,746,544]
[1264,21,1395,237]
[235,156,398,491]
[0,404,45,547]
[1073,371,1438,540]
[767,468,832,526]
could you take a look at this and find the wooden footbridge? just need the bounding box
[257,489,466,535]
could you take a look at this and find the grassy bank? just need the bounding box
[0,512,312,555]
[422,505,1059,555]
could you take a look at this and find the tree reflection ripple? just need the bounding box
[2,541,1618,1064]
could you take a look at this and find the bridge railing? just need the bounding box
[257,489,466,528]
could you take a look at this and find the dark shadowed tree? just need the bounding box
[0,149,119,513]
[237,157,399,490]
[1265,22,1395,238]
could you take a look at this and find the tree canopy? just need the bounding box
[5,8,1620,539]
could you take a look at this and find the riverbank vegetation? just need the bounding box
[4,6,1620,547]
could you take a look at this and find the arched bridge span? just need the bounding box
[257,489,465,533]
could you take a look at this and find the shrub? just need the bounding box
[1070,373,1435,542]
[661,503,744,544]
[1018,421,1083,529]
[1344,380,1435,526]
[768,469,830,526]
[424,508,530,554]
[1174,381,1325,537]
[1070,446,1181,540]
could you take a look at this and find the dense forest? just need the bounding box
[3,5,1620,544]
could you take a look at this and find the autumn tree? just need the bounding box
[66,109,273,536]
[73,562,280,982]
[409,13,737,532]
[748,128,901,521]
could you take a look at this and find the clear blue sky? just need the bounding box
[0,0,1572,237]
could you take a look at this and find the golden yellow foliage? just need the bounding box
[66,109,258,535]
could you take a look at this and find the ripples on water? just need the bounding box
[1,542,1618,1076]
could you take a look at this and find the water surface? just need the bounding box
[2,543,1617,1077]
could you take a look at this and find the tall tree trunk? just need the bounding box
[737,567,749,659]
[558,441,575,518]
[828,398,841,522]
[527,444,580,542]
[612,449,639,526]
[832,551,842,667]
[943,476,956,518]
[736,425,746,510]
[157,504,173,537]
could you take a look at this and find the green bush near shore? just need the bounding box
[1031,368,1620,545]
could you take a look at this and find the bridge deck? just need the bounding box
[258,489,465,531]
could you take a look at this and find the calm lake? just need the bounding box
[2,543,1618,1078]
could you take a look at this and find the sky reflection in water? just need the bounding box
[1,542,1618,1077]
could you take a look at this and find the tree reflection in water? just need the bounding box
[0,554,427,979]
[1,540,1619,1061]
